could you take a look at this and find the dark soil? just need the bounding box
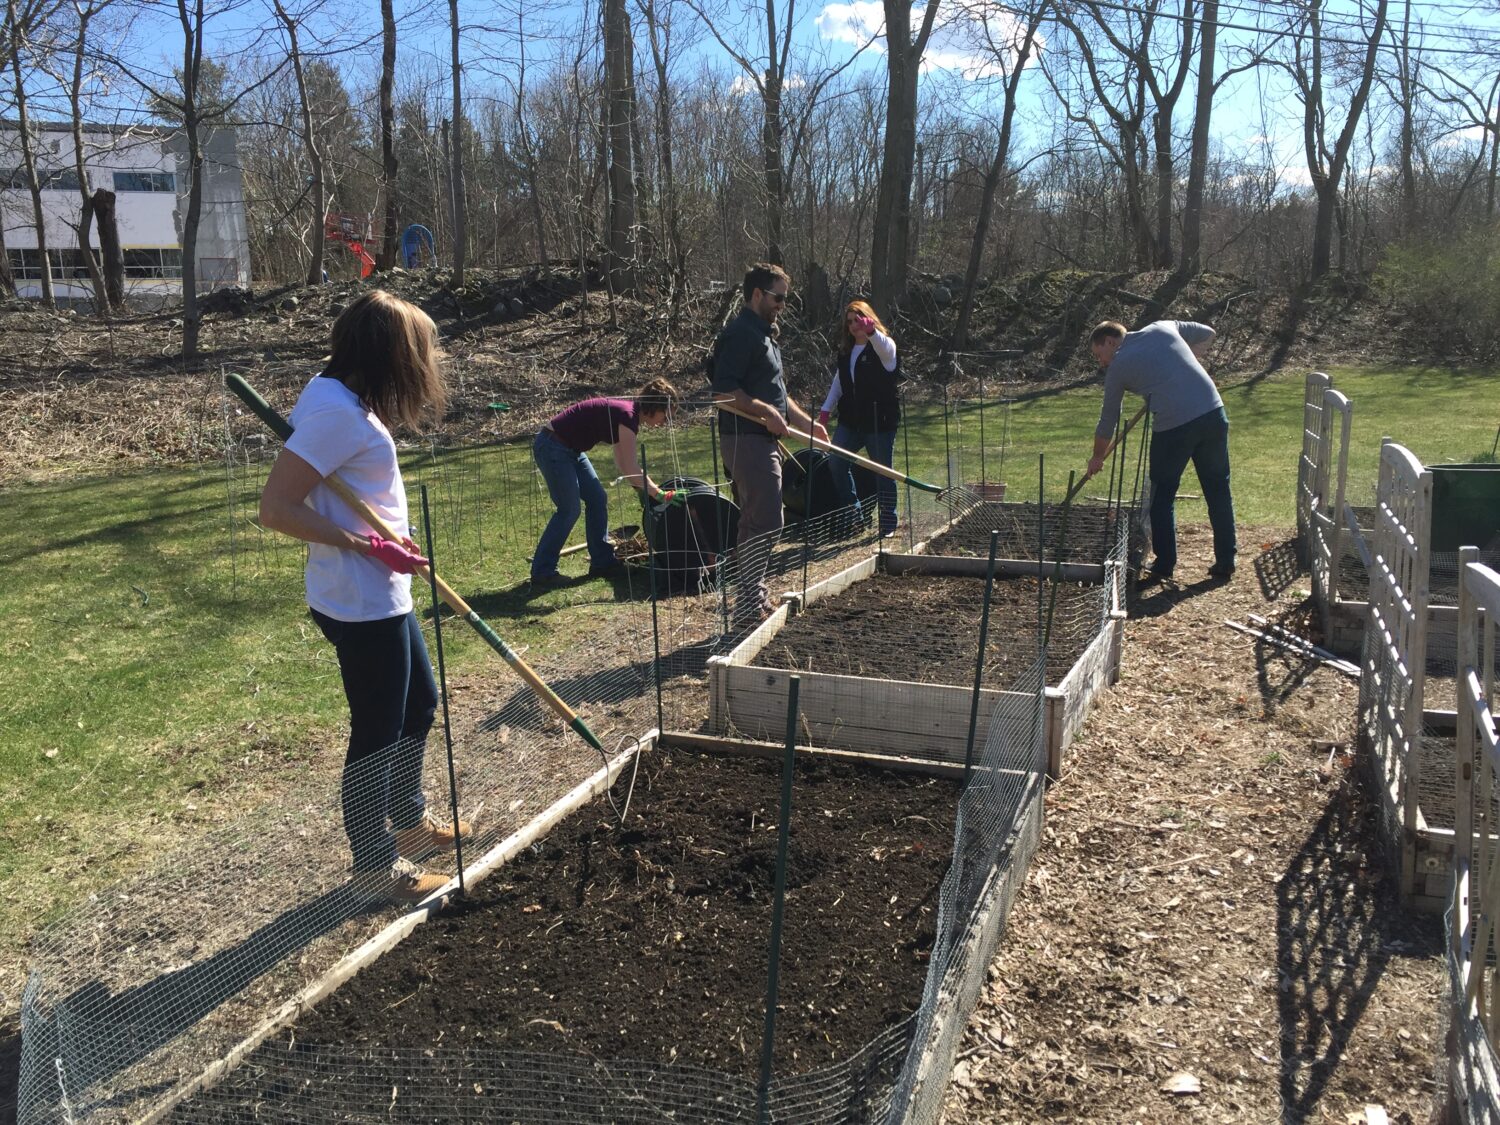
[756,572,1101,684]
[192,747,957,1110]
[926,500,1130,564]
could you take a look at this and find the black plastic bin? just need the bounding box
[645,477,739,593]
[781,448,879,523]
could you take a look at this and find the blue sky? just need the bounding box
[65,0,1500,193]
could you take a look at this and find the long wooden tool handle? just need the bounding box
[225,374,605,752]
[1064,402,1149,506]
[714,398,943,494]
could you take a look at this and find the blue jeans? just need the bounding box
[311,608,436,871]
[532,429,613,578]
[828,425,898,533]
[1148,406,1236,575]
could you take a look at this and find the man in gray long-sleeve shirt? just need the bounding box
[1087,319,1236,582]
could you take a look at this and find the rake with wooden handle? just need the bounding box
[713,398,947,495]
[226,373,608,755]
[1061,402,1148,506]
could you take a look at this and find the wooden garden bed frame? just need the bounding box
[709,551,1124,780]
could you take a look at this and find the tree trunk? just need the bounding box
[1304,0,1387,279]
[448,0,466,285]
[952,4,1046,350]
[92,188,125,307]
[66,4,108,314]
[0,201,14,298]
[639,0,684,305]
[761,72,785,265]
[177,0,206,361]
[870,0,928,316]
[1151,111,1174,267]
[8,0,53,307]
[1178,0,1216,276]
[274,0,325,287]
[377,0,399,270]
[1395,0,1417,234]
[603,0,637,291]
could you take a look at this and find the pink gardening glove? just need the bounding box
[366,533,429,574]
[857,315,877,336]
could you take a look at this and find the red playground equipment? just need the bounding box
[324,212,376,278]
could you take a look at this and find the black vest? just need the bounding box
[835,344,901,432]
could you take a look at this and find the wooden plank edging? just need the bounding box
[882,553,1106,584]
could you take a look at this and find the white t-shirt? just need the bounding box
[285,374,413,622]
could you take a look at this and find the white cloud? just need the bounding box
[816,0,887,47]
[816,0,1043,81]
[728,72,809,96]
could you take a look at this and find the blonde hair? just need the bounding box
[323,290,446,430]
[637,377,679,418]
[839,299,890,353]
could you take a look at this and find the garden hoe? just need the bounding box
[225,373,608,757]
[1062,402,1148,506]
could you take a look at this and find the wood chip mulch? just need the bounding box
[942,522,1445,1125]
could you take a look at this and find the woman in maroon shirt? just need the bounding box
[531,377,681,585]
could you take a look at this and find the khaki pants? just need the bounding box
[721,431,784,618]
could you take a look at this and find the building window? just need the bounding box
[113,170,175,193]
[7,249,43,279]
[123,248,182,279]
[5,248,104,280]
[1,168,83,190]
[6,247,182,281]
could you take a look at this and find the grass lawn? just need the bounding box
[1,361,1495,975]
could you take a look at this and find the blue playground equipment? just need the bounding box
[400,224,436,269]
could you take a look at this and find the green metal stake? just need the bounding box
[224,372,608,756]
[419,485,466,897]
[641,444,665,737]
[756,675,801,1124]
[1036,455,1045,660]
[1044,472,1077,651]
[963,530,1002,785]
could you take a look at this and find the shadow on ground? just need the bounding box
[1255,539,1304,601]
[1276,773,1442,1123]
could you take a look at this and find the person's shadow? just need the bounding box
[14,882,410,1122]
[1126,574,1221,618]
[1276,773,1441,1121]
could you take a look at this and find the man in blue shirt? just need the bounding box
[711,263,827,621]
[1087,319,1236,582]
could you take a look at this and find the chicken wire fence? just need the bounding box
[18,383,1079,1122]
[16,540,1050,1125]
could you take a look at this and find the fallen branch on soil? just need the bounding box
[1221,619,1360,679]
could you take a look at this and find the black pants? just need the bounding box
[311,608,437,870]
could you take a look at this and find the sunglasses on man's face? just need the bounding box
[762,289,788,304]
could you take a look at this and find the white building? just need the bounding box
[0,123,251,307]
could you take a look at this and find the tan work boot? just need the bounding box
[353,857,449,906]
[394,813,472,861]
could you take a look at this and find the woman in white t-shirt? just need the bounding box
[259,290,467,905]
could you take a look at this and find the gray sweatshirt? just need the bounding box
[1095,320,1221,438]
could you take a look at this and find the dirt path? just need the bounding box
[942,524,1444,1124]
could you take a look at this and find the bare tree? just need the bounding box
[869,0,941,313]
[951,0,1049,350]
[1282,0,1389,279]
[448,0,466,284]
[376,0,398,269]
[6,0,61,307]
[51,0,115,313]
[602,0,637,290]
[271,0,326,286]
[1178,0,1216,276]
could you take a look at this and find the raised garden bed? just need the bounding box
[924,500,1127,565]
[710,554,1123,779]
[169,746,961,1121]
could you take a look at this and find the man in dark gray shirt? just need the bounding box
[1087,319,1236,582]
[711,263,827,621]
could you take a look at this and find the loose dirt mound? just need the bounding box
[0,267,1412,486]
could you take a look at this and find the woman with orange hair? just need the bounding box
[817,300,904,536]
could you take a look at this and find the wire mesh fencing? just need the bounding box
[19,384,1094,1123]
